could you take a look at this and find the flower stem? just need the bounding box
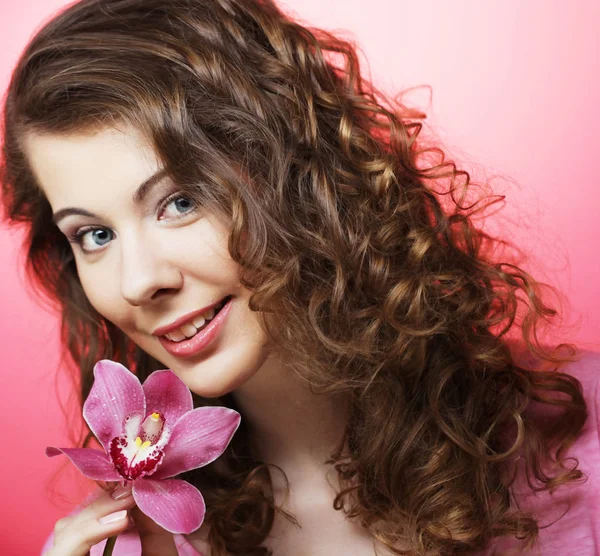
[102,535,117,556]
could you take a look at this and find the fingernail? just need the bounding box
[110,485,133,500]
[99,510,128,525]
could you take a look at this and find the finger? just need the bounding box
[48,503,134,556]
[53,516,72,535]
[130,506,180,556]
[50,493,137,556]
[73,484,134,523]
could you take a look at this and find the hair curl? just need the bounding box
[0,0,588,554]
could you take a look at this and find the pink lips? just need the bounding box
[158,296,233,358]
[152,296,230,337]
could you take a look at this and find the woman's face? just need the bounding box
[23,125,271,398]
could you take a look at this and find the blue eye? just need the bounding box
[70,227,114,253]
[160,194,197,219]
[67,191,198,255]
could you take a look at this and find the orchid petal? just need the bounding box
[132,478,205,534]
[153,407,240,480]
[142,370,193,431]
[46,447,122,481]
[83,360,146,452]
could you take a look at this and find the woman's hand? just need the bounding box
[45,485,135,556]
[45,484,180,556]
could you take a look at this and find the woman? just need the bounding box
[1,0,598,554]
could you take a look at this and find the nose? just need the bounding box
[119,232,182,306]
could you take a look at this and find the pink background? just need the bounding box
[1,1,598,554]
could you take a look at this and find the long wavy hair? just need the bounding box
[0,0,588,554]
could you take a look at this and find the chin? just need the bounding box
[164,346,271,401]
[180,367,260,400]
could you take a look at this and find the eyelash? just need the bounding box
[68,192,197,252]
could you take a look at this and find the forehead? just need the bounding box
[22,126,161,208]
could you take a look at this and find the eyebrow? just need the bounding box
[51,168,170,225]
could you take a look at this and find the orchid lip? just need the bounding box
[108,410,168,480]
[152,295,232,337]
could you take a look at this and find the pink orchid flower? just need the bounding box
[46,359,240,534]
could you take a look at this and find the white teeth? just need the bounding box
[164,318,207,342]
[181,323,198,338]
[163,298,229,343]
[166,330,185,342]
[192,303,220,327]
[192,315,206,328]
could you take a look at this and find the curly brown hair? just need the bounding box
[0,0,588,554]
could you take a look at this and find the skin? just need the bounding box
[45,486,137,556]
[25,125,362,555]
[24,125,272,400]
[44,485,182,556]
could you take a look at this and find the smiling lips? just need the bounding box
[162,298,228,342]
[157,296,234,358]
[152,295,232,339]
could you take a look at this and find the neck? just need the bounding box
[230,351,350,478]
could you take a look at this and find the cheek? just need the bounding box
[77,265,125,324]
